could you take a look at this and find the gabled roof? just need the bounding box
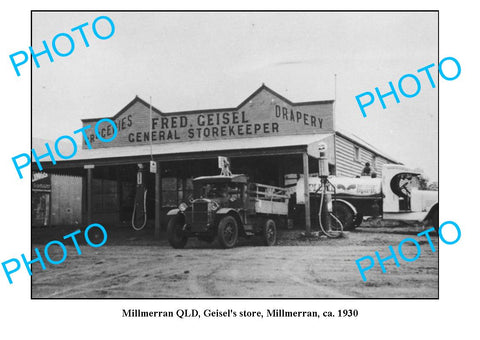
[82,96,163,123]
[81,84,334,122]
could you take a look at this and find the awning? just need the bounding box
[37,133,333,169]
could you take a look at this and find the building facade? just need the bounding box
[36,85,397,232]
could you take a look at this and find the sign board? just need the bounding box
[218,156,232,176]
[218,156,229,169]
[32,173,51,192]
[81,87,334,149]
[150,160,157,174]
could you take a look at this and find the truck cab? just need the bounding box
[381,164,438,225]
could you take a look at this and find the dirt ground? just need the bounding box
[31,223,439,298]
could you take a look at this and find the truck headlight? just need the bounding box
[208,201,220,211]
[179,202,188,212]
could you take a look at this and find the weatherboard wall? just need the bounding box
[334,134,391,178]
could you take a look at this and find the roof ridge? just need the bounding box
[81,84,334,122]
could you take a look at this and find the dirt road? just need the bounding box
[31,226,438,298]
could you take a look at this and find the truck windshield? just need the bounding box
[195,182,241,199]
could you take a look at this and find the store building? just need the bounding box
[35,84,398,234]
[32,171,82,227]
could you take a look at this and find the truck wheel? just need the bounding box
[167,215,188,249]
[331,201,355,231]
[262,219,277,246]
[353,213,363,229]
[217,215,238,249]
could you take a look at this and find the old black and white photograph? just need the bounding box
[29,11,440,299]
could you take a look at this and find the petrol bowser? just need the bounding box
[131,163,148,230]
[317,143,343,237]
[296,142,344,237]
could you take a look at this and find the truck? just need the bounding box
[296,164,438,231]
[166,174,290,249]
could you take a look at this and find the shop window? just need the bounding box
[162,177,178,207]
[184,178,194,203]
[354,146,361,162]
[162,177,195,207]
[177,178,184,203]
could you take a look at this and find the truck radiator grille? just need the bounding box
[192,201,209,228]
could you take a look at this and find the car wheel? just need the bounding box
[262,219,277,246]
[167,215,188,249]
[217,215,238,249]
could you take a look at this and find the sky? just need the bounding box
[32,11,438,180]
